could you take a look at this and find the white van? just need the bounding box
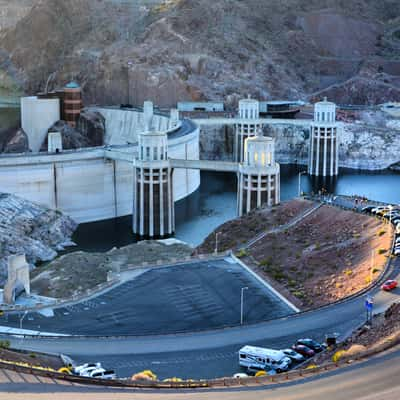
[239,345,291,372]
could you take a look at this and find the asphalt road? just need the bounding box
[2,343,400,399]
[1,259,293,336]
[7,252,400,379]
[4,196,400,380]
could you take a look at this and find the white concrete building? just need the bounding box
[133,130,174,237]
[237,130,280,216]
[47,131,63,153]
[235,97,261,163]
[308,99,339,177]
[21,96,60,153]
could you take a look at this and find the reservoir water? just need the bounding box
[73,166,400,250]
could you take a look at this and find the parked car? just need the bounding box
[73,363,102,375]
[233,372,248,378]
[291,344,315,358]
[381,280,398,291]
[81,367,116,379]
[296,338,326,352]
[362,205,377,213]
[281,348,305,362]
[394,248,400,256]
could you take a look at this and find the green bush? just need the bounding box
[0,340,10,349]
[378,248,387,255]
[236,249,247,258]
[377,230,386,237]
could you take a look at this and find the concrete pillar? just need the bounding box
[237,131,280,216]
[170,109,179,128]
[308,98,339,178]
[133,130,174,238]
[235,97,260,162]
[143,100,154,131]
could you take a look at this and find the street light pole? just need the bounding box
[298,171,307,198]
[240,287,248,325]
[214,232,221,254]
[19,310,28,331]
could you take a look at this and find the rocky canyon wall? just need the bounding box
[0,193,77,285]
[199,122,400,170]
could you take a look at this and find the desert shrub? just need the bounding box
[332,350,346,363]
[236,249,247,258]
[378,248,387,255]
[378,230,386,237]
[344,269,353,277]
[372,268,380,274]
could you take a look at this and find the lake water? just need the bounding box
[72,166,400,251]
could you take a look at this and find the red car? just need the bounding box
[291,344,315,358]
[381,280,398,291]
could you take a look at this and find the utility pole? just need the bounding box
[240,287,248,325]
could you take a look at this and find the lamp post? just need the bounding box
[19,310,28,331]
[214,232,221,254]
[298,171,307,198]
[240,287,249,325]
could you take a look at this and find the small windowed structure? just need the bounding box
[237,130,280,216]
[234,97,261,163]
[308,98,339,177]
[47,131,63,153]
[133,129,174,238]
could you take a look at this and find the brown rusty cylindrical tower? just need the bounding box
[63,81,83,127]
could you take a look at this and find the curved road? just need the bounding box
[1,344,400,399]
[5,253,400,380]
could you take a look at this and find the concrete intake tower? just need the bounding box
[133,129,174,238]
[308,98,339,177]
[234,97,261,163]
[237,130,280,216]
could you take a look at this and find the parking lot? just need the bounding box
[1,258,295,336]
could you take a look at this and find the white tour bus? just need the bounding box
[239,345,291,372]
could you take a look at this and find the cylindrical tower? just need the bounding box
[308,98,339,177]
[133,129,174,238]
[237,130,280,216]
[143,100,154,131]
[63,82,83,127]
[234,97,261,163]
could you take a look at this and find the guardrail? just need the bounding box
[1,330,400,389]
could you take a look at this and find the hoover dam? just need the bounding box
[0,107,200,223]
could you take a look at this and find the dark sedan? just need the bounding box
[292,344,315,358]
[296,338,326,353]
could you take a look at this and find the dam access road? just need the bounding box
[2,251,400,380]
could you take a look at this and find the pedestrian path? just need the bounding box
[243,202,323,249]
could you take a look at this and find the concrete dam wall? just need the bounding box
[0,109,200,223]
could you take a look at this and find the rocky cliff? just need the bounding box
[1,0,400,106]
[0,193,77,285]
[199,115,400,170]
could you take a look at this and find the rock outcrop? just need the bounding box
[2,128,29,153]
[0,193,77,285]
[76,109,105,147]
[41,110,105,151]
